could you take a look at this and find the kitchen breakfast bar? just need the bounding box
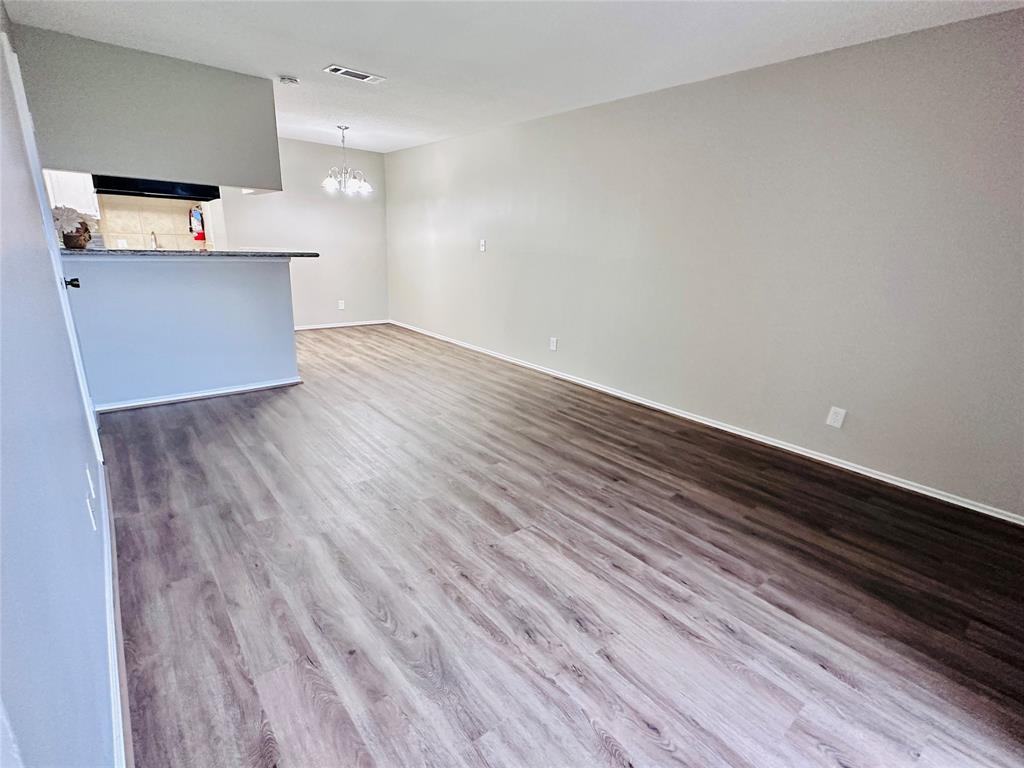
[61,248,318,411]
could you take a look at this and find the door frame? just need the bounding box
[1,32,100,457]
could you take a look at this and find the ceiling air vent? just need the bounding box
[322,65,386,84]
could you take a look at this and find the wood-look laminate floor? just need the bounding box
[101,324,1024,768]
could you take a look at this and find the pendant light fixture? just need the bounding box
[322,125,373,196]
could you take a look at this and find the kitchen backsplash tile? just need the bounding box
[97,194,200,249]
[98,203,141,235]
[104,233,148,250]
[174,234,201,250]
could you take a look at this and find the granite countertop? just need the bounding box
[61,248,319,259]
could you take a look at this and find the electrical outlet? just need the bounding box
[337,300,345,310]
[826,406,847,429]
[549,336,558,351]
[479,239,487,253]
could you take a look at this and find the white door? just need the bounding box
[1,31,126,768]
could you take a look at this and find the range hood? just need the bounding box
[92,174,220,202]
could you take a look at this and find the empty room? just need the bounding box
[1,1,1022,766]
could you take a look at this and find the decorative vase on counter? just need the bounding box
[62,224,92,250]
[52,206,98,250]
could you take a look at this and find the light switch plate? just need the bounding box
[826,406,847,429]
[479,239,487,252]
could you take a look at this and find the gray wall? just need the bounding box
[386,11,1024,516]
[1,33,115,766]
[11,24,282,190]
[217,138,390,327]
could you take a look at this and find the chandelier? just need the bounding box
[322,125,373,196]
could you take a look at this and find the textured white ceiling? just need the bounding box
[7,1,1021,153]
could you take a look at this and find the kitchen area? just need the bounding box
[45,168,225,252]
[43,167,318,411]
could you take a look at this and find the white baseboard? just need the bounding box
[97,463,129,768]
[295,320,390,331]
[95,377,302,413]
[388,320,1022,528]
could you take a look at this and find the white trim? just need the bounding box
[95,377,302,413]
[388,320,1023,528]
[1,701,24,768]
[295,319,390,331]
[96,463,128,768]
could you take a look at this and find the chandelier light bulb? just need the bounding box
[321,169,341,193]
